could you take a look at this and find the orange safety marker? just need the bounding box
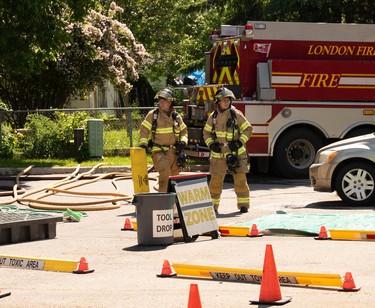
[247,224,263,238]
[187,283,202,308]
[0,289,11,299]
[156,260,176,278]
[250,245,292,305]
[73,257,95,274]
[121,218,134,231]
[339,272,361,292]
[314,226,331,240]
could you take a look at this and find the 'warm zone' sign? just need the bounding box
[174,179,218,236]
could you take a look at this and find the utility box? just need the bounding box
[87,119,104,158]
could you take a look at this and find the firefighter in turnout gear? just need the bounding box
[139,89,188,192]
[203,87,253,213]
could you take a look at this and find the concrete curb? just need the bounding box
[0,165,209,176]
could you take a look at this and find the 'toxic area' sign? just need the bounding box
[0,256,45,270]
[173,177,218,237]
[152,209,174,238]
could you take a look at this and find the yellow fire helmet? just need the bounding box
[154,88,175,102]
[214,87,236,102]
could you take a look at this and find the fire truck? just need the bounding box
[182,21,375,178]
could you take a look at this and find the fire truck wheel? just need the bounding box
[345,127,374,139]
[335,162,375,207]
[273,128,323,178]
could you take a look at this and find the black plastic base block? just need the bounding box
[0,212,63,245]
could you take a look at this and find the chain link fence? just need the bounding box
[0,106,183,157]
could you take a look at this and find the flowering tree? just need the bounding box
[66,3,150,97]
[0,1,149,112]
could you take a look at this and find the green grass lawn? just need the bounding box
[0,156,146,168]
[0,155,207,168]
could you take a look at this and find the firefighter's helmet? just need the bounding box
[214,87,236,103]
[154,88,175,102]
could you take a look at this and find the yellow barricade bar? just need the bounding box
[218,226,251,237]
[329,229,375,241]
[172,263,343,287]
[0,254,79,273]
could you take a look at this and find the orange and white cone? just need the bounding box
[314,226,331,240]
[156,260,176,278]
[73,257,95,274]
[250,244,292,305]
[187,283,202,308]
[248,224,263,237]
[121,218,134,231]
[340,272,361,292]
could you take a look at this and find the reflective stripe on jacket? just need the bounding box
[139,108,188,152]
[203,107,253,159]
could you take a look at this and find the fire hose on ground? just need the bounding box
[0,149,156,211]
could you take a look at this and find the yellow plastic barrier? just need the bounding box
[218,226,251,236]
[171,263,343,287]
[329,229,375,241]
[0,254,79,273]
[130,147,150,193]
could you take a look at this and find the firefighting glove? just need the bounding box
[228,140,242,152]
[174,141,186,151]
[209,142,221,153]
[139,144,149,153]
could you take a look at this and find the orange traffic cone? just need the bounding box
[121,218,134,231]
[340,272,361,292]
[73,257,95,274]
[248,224,263,237]
[187,283,202,308]
[250,244,292,305]
[156,260,176,278]
[314,226,331,240]
[0,289,11,298]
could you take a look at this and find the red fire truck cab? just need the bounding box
[183,21,375,178]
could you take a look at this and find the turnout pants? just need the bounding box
[209,156,250,211]
[152,148,180,192]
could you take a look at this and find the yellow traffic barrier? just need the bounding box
[0,254,93,273]
[133,220,138,230]
[329,229,375,241]
[218,225,251,237]
[130,147,149,193]
[171,263,344,288]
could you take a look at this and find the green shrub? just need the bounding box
[20,111,89,159]
[0,123,17,158]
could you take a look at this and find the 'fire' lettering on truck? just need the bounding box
[300,73,341,88]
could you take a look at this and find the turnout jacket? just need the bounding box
[139,107,188,153]
[203,106,253,159]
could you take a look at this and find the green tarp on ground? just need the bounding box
[235,211,375,235]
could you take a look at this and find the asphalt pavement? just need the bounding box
[0,169,374,307]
